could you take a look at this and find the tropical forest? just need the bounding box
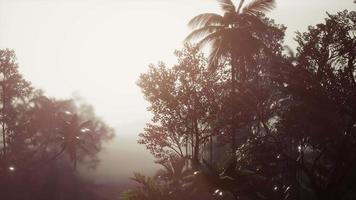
[0,0,355,200]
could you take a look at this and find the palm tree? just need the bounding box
[185,0,276,152]
[120,173,167,200]
[155,155,190,187]
[57,113,95,170]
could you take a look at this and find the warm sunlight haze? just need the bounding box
[0,0,355,199]
[0,0,352,125]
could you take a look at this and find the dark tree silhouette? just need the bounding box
[185,0,279,152]
[228,10,356,200]
[0,49,114,200]
[0,49,32,158]
[138,45,223,167]
[56,113,94,170]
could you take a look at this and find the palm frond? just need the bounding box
[79,120,92,130]
[184,26,223,42]
[131,173,149,185]
[283,45,295,57]
[188,13,223,29]
[196,31,222,50]
[242,0,276,16]
[217,0,236,13]
[240,14,269,31]
[78,143,93,154]
[236,0,245,14]
[156,159,174,175]
[208,38,226,70]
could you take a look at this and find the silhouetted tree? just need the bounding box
[0,49,114,200]
[0,49,32,159]
[229,10,356,200]
[138,45,223,167]
[185,0,278,151]
[281,10,356,199]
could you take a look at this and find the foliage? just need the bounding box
[185,0,278,65]
[0,49,32,158]
[121,157,215,200]
[120,173,169,200]
[138,44,224,166]
[0,49,114,200]
[138,8,356,200]
[186,0,284,152]
[227,10,356,200]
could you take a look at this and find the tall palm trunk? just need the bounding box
[185,0,277,155]
[348,54,355,87]
[230,56,238,153]
[2,120,5,156]
[230,53,249,153]
[2,83,6,156]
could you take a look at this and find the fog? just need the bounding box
[84,121,160,184]
[0,0,354,189]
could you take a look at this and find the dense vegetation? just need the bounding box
[130,1,356,199]
[0,0,354,200]
[0,49,114,199]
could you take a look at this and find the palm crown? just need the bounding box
[185,0,276,67]
[57,113,94,169]
[185,0,276,152]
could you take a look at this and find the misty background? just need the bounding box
[0,0,354,184]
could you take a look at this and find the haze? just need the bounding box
[0,0,354,182]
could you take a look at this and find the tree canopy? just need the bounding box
[0,49,114,200]
[136,9,356,200]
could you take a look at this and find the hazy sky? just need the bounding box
[0,0,354,181]
[0,0,354,126]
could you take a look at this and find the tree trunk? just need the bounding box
[231,58,237,153]
[209,135,213,164]
[348,54,355,87]
[2,118,5,156]
[73,150,77,170]
[2,84,6,156]
[192,120,200,169]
